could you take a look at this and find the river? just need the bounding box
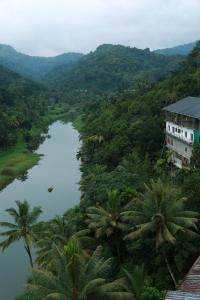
[0,121,81,300]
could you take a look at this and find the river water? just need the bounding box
[0,121,81,300]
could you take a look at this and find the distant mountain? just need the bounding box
[46,44,183,102]
[0,44,83,81]
[154,41,197,56]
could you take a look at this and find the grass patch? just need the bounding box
[73,115,83,131]
[44,104,71,123]
[0,141,40,190]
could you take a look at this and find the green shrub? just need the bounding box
[141,287,163,300]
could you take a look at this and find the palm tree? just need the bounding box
[28,243,132,300]
[86,190,128,263]
[123,265,146,300]
[36,220,94,269]
[0,200,42,267]
[123,179,199,286]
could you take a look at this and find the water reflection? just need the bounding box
[0,121,80,300]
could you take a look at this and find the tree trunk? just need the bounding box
[72,288,78,300]
[163,249,176,287]
[24,241,34,268]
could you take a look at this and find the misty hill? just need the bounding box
[0,64,43,105]
[46,44,183,101]
[0,44,83,81]
[154,41,197,56]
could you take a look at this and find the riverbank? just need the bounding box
[0,104,72,191]
[0,142,40,190]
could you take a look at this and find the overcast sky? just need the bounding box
[0,0,199,56]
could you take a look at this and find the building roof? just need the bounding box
[179,257,200,293]
[163,97,200,119]
[165,291,200,299]
[165,257,200,299]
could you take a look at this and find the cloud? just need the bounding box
[0,0,199,56]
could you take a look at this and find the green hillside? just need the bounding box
[72,41,200,290]
[0,44,83,81]
[154,41,197,56]
[46,44,183,102]
[0,64,47,149]
[14,42,200,300]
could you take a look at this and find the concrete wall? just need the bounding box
[166,134,193,160]
[166,121,194,145]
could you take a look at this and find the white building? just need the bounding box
[163,96,200,168]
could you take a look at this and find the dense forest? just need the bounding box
[0,41,200,300]
[47,44,183,102]
[0,64,48,149]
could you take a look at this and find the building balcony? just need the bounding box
[166,121,195,145]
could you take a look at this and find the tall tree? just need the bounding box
[29,243,132,300]
[123,179,199,286]
[0,200,42,267]
[86,190,128,263]
[123,265,146,300]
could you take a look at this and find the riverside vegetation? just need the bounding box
[0,42,200,299]
[0,63,76,188]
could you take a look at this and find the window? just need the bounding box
[168,125,170,131]
[185,147,187,152]
[175,128,177,132]
[178,128,181,133]
[191,133,193,141]
[171,139,173,146]
[172,127,175,133]
[167,138,170,144]
[176,153,182,159]
[185,131,187,138]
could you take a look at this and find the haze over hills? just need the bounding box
[46,44,183,102]
[154,41,197,56]
[0,44,83,81]
[0,40,197,104]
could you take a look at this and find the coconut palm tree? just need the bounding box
[36,220,94,270]
[28,243,132,300]
[0,200,42,267]
[86,190,128,263]
[123,265,146,300]
[123,179,199,286]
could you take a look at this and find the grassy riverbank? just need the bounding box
[0,141,40,190]
[0,104,72,191]
[73,115,83,131]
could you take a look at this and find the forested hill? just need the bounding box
[0,44,83,81]
[154,41,197,56]
[72,42,200,293]
[0,65,47,149]
[46,44,183,102]
[0,64,42,101]
[79,41,200,175]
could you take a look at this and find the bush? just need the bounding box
[141,287,163,300]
